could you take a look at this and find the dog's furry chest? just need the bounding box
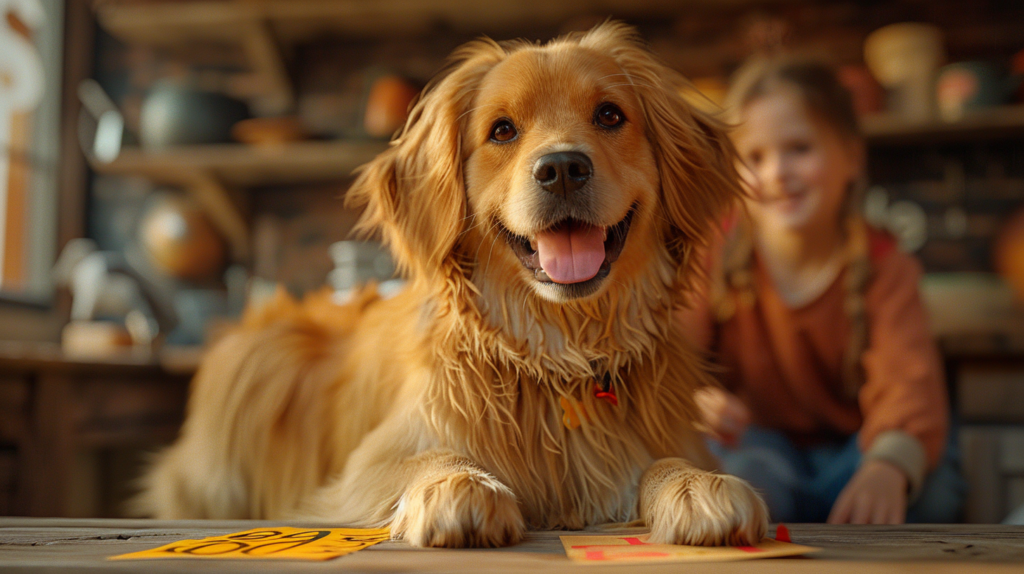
[425,373,652,529]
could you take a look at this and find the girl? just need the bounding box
[680,56,965,524]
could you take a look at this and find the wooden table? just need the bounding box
[2,519,1023,573]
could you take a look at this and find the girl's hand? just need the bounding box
[694,387,751,447]
[827,460,908,524]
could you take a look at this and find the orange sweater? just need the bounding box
[679,229,948,486]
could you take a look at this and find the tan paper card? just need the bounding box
[109,527,390,561]
[560,533,817,564]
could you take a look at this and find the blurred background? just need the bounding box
[0,0,1023,522]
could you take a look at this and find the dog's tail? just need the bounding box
[130,286,380,519]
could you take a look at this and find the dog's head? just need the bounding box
[349,22,739,311]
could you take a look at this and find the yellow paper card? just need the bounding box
[560,533,817,564]
[109,527,390,561]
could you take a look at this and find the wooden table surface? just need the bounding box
[2,519,1024,573]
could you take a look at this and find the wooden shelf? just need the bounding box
[96,0,1024,146]
[88,139,388,260]
[89,140,388,188]
[94,0,691,43]
[93,0,692,113]
[863,106,1024,145]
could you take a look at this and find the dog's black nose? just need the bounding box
[533,152,593,195]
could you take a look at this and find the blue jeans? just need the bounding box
[708,426,966,523]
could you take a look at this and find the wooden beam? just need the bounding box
[239,18,294,116]
[185,171,250,262]
[59,2,94,257]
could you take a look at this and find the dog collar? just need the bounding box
[560,373,619,430]
[594,371,619,406]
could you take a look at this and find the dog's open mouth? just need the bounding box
[502,208,634,292]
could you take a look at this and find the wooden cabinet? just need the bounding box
[961,426,1024,524]
[946,347,1024,523]
[0,344,193,517]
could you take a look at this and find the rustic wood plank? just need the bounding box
[21,376,75,517]
[2,520,1024,573]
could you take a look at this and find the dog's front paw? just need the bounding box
[644,469,768,546]
[391,469,526,548]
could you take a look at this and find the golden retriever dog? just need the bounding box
[137,21,768,548]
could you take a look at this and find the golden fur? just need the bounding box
[137,22,768,548]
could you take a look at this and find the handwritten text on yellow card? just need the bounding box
[560,533,817,564]
[110,527,390,561]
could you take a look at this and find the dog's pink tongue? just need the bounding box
[535,222,606,284]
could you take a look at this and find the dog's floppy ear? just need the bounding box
[346,41,506,279]
[581,22,741,281]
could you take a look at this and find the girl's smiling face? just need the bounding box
[733,87,863,232]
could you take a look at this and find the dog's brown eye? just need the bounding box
[595,104,625,129]
[490,120,518,143]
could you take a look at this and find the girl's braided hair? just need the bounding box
[714,55,870,399]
